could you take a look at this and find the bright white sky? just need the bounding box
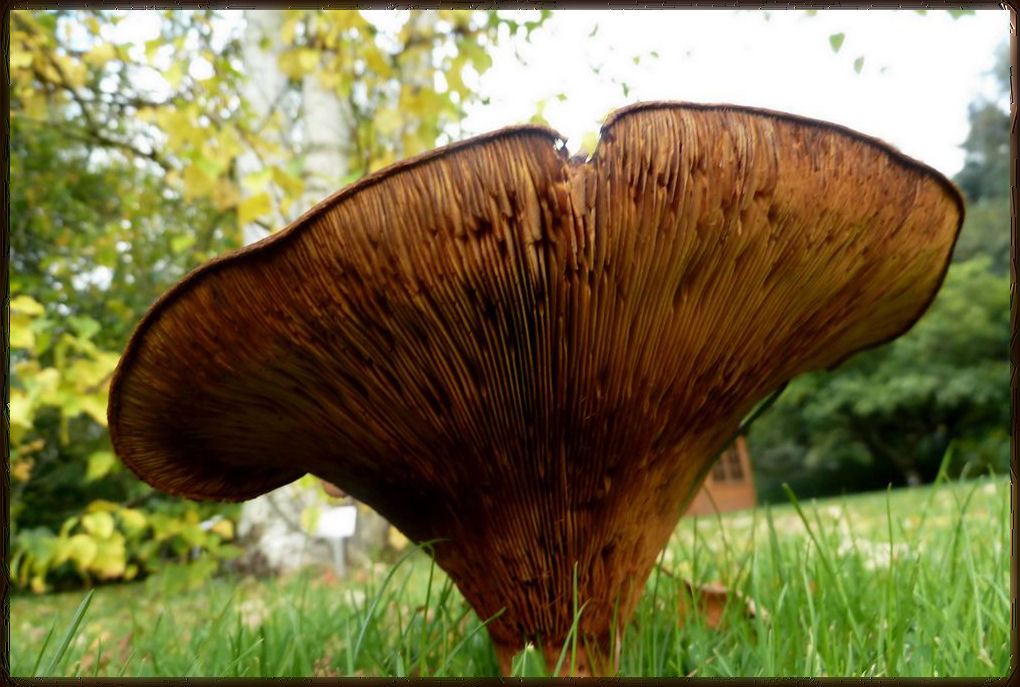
[457,9,1010,178]
[108,9,1009,179]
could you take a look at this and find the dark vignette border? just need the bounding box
[2,2,1015,687]
[3,3,11,684]
[1008,0,1017,681]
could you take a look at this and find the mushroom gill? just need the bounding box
[108,102,963,676]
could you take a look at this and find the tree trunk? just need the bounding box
[235,10,395,576]
[237,10,289,244]
[299,64,352,204]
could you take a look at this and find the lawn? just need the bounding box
[12,474,1010,677]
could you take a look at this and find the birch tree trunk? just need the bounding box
[300,68,352,205]
[234,10,393,577]
[236,10,290,245]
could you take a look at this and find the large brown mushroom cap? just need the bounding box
[108,101,962,673]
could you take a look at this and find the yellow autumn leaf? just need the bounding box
[215,127,244,159]
[445,62,467,96]
[242,167,272,193]
[317,69,339,91]
[281,15,300,45]
[53,54,87,87]
[80,393,109,426]
[373,108,402,137]
[277,51,303,79]
[97,351,122,374]
[85,450,116,481]
[196,149,227,178]
[134,109,157,127]
[156,109,193,149]
[298,48,319,72]
[401,132,426,157]
[84,42,116,67]
[182,163,213,200]
[238,192,272,228]
[296,473,320,489]
[91,533,127,579]
[398,84,419,111]
[9,389,32,430]
[300,505,322,533]
[64,355,116,392]
[117,508,147,535]
[213,179,240,211]
[10,49,32,70]
[63,533,98,570]
[388,526,409,551]
[171,234,196,254]
[461,41,493,73]
[369,150,396,173]
[165,61,185,88]
[270,165,304,199]
[11,457,33,483]
[10,312,35,350]
[364,47,392,78]
[11,294,45,315]
[31,368,61,401]
[19,90,49,120]
[82,511,115,539]
[210,519,235,540]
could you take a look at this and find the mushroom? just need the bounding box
[108,102,962,676]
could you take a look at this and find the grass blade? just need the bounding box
[43,588,95,676]
[434,608,504,676]
[30,619,57,677]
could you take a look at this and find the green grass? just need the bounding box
[12,475,1009,677]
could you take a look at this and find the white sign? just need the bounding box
[315,505,358,539]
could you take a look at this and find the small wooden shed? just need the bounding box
[683,436,756,517]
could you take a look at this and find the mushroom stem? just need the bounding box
[407,455,703,678]
[493,632,621,677]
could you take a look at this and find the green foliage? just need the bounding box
[9,8,551,594]
[953,196,1010,275]
[958,44,1008,203]
[955,100,1010,204]
[749,41,1010,498]
[950,43,1009,274]
[751,258,1008,499]
[10,9,245,593]
[11,498,240,595]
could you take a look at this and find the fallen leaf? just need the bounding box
[677,578,769,629]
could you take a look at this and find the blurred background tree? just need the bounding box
[11,9,249,593]
[949,43,1010,275]
[9,8,550,593]
[748,42,1010,502]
